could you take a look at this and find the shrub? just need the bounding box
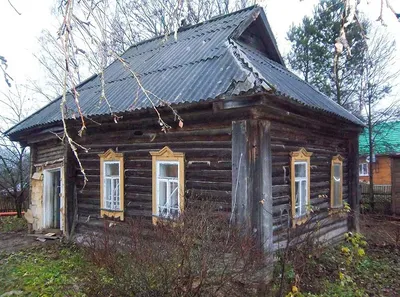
[82,202,269,296]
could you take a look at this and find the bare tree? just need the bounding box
[358,29,400,210]
[0,85,34,217]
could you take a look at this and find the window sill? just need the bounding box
[101,209,124,221]
[292,215,309,228]
[152,215,181,226]
[329,206,346,216]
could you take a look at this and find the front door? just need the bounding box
[43,169,63,230]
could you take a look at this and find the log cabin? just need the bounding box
[5,5,363,251]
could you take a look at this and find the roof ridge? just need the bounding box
[123,25,233,60]
[122,5,258,55]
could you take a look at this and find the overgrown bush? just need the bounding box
[82,202,269,296]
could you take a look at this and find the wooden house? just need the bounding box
[5,6,363,250]
[359,121,400,185]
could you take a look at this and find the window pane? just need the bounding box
[105,179,112,209]
[105,163,119,176]
[159,163,178,178]
[170,181,179,209]
[334,164,341,180]
[113,179,120,209]
[300,180,307,215]
[295,163,306,178]
[333,179,341,206]
[295,180,300,217]
[158,180,167,207]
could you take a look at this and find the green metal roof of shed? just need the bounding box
[359,121,400,155]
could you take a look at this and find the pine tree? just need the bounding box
[286,0,367,113]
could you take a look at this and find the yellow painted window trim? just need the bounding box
[99,149,124,221]
[330,154,344,210]
[150,146,185,225]
[290,148,313,227]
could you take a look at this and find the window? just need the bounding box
[359,163,368,176]
[157,162,180,218]
[331,155,343,209]
[290,148,312,226]
[99,149,124,220]
[294,162,308,218]
[150,146,185,225]
[104,162,120,210]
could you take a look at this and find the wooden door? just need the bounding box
[391,157,400,215]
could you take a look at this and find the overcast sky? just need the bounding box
[0,0,399,107]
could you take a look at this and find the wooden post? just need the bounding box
[391,156,400,215]
[232,120,273,252]
[348,135,360,232]
[63,142,77,239]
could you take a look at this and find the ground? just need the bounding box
[0,215,399,296]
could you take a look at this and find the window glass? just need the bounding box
[104,162,120,210]
[332,163,341,207]
[300,180,307,215]
[105,179,112,209]
[159,164,178,178]
[158,180,168,216]
[295,181,300,217]
[295,163,306,178]
[359,163,368,176]
[105,163,119,176]
[294,161,308,218]
[157,162,180,219]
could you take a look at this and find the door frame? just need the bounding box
[42,167,64,231]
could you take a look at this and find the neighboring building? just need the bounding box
[5,6,363,250]
[359,121,400,185]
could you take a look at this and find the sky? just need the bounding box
[0,0,399,112]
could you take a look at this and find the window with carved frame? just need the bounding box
[99,149,124,220]
[290,148,312,226]
[150,146,185,225]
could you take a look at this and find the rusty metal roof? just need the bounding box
[6,5,362,137]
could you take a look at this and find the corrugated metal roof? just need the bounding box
[234,41,364,125]
[359,121,400,155]
[6,5,362,136]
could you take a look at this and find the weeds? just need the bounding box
[0,216,27,232]
[0,245,88,296]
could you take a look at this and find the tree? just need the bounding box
[0,85,33,217]
[286,0,367,113]
[358,29,400,210]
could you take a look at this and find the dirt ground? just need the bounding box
[360,213,400,247]
[0,232,56,254]
[0,214,398,254]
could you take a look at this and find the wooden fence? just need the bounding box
[361,183,392,213]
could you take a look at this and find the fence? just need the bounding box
[361,183,392,213]
[0,195,28,213]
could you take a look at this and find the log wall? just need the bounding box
[34,139,64,165]
[73,104,237,223]
[27,95,361,243]
[270,121,351,247]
